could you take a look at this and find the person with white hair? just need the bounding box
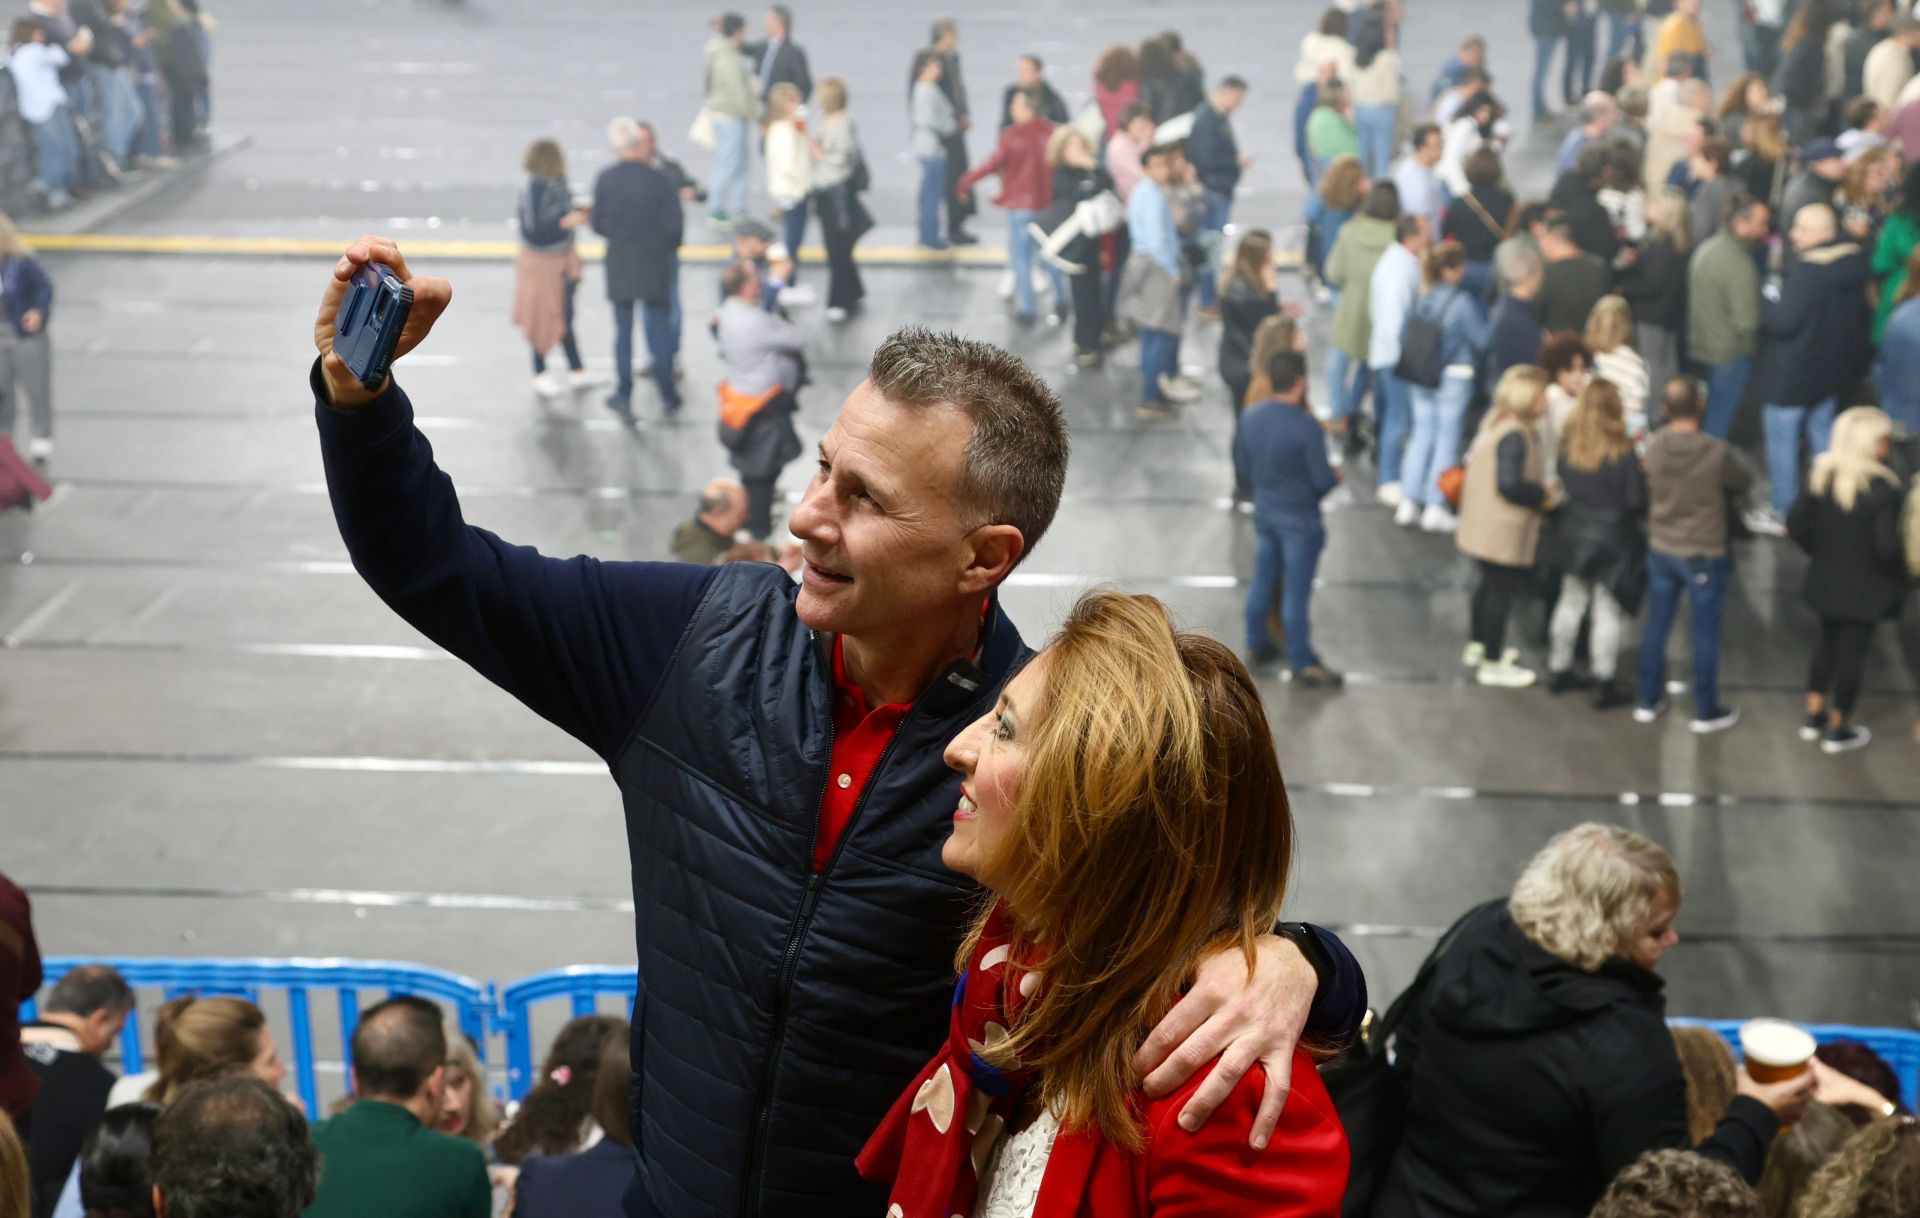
[589,118,685,421]
[1373,823,1816,1218]
[1787,406,1909,753]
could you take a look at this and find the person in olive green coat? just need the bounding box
[306,998,491,1218]
[1323,180,1403,442]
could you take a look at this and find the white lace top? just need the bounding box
[973,1108,1062,1218]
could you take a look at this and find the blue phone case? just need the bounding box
[334,262,414,391]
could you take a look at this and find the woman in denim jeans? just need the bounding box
[910,52,955,250]
[1398,242,1491,533]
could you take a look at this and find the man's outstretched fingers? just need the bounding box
[1248,1049,1295,1149]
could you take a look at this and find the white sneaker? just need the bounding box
[1461,641,1485,668]
[532,372,565,399]
[1394,498,1421,527]
[1633,697,1670,724]
[997,269,1017,299]
[1690,706,1742,735]
[567,368,609,389]
[825,306,849,322]
[1419,503,1458,534]
[1744,508,1788,537]
[1312,281,1333,305]
[26,436,52,461]
[1476,657,1538,688]
[776,284,818,308]
[1821,724,1873,753]
[1158,373,1202,404]
[1178,365,1204,382]
[1376,482,1403,509]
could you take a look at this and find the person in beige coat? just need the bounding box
[1458,365,1557,687]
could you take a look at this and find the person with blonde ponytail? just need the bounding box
[858,590,1349,1218]
[1787,405,1908,753]
[143,997,284,1105]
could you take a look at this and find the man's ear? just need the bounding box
[960,524,1025,594]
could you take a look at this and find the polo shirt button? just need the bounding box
[837,773,852,789]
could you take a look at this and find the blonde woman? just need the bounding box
[1797,1118,1920,1218]
[858,590,1348,1217]
[512,141,592,399]
[808,75,867,319]
[1584,296,1651,434]
[1545,379,1648,708]
[1242,312,1306,406]
[0,212,55,462]
[1787,406,1908,753]
[763,81,815,286]
[1456,365,1553,687]
[1375,824,1815,1218]
[1617,190,1689,416]
[438,1034,499,1145]
[143,997,286,1104]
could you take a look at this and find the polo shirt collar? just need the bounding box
[826,594,1022,719]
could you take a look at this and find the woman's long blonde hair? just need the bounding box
[1243,314,1303,405]
[1480,365,1550,435]
[0,212,30,261]
[1798,1118,1920,1218]
[960,590,1301,1151]
[1810,406,1896,511]
[766,80,802,125]
[0,1110,26,1218]
[1564,378,1633,472]
[443,1034,498,1145]
[146,996,267,1104]
[1583,295,1634,354]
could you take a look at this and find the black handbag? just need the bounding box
[848,149,872,195]
[1321,908,1476,1218]
[1395,293,1460,390]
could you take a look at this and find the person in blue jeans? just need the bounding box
[1397,241,1491,533]
[591,120,684,419]
[1185,77,1250,311]
[910,51,957,250]
[1634,378,1754,734]
[1237,351,1344,688]
[1529,0,1572,121]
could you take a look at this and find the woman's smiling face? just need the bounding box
[939,654,1047,887]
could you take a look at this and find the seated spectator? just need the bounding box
[435,1035,496,1148]
[1537,215,1613,334]
[139,998,284,1106]
[1813,1042,1908,1124]
[21,965,133,1216]
[1590,1149,1761,1218]
[490,1015,626,1167]
[1236,351,1343,688]
[65,1101,159,1218]
[1673,1026,1739,1144]
[670,477,748,565]
[714,259,805,539]
[1798,1118,1920,1218]
[1373,823,1814,1218]
[149,1077,317,1218]
[1757,1102,1856,1218]
[305,997,489,1218]
[510,1037,634,1218]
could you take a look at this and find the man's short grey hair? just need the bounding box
[1509,823,1682,972]
[46,965,134,1017]
[607,116,643,152]
[1582,92,1616,124]
[866,327,1069,566]
[1495,242,1542,288]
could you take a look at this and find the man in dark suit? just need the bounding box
[998,54,1069,127]
[743,4,810,102]
[591,117,685,419]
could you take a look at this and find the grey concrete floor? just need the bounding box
[3,0,1917,1086]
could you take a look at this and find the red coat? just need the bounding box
[957,118,1056,211]
[1026,1052,1348,1218]
[0,873,42,1121]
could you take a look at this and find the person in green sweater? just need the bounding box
[1685,197,1769,440]
[1323,180,1402,447]
[306,998,491,1218]
[1306,78,1361,176]
[1869,165,1920,342]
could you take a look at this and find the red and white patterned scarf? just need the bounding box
[856,903,1039,1218]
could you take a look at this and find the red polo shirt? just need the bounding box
[818,636,912,872]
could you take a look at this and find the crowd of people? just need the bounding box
[0,0,212,214]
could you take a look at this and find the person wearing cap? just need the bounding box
[723,217,791,312]
[1781,138,1847,232]
[1866,15,1920,111]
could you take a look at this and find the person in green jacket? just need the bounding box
[306,998,491,1218]
[1685,198,1769,440]
[1306,78,1361,174]
[703,14,758,227]
[1323,180,1403,445]
[1869,167,1920,342]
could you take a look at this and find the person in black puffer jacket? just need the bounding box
[1374,823,1816,1218]
[1787,406,1910,754]
[1545,379,1648,708]
[1616,188,1689,417]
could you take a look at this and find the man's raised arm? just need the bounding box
[312,237,717,763]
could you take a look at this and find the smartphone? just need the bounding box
[334,262,413,391]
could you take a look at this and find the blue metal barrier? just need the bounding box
[496,966,637,1100]
[24,957,494,1120]
[1671,1018,1920,1111]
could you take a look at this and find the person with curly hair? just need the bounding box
[490,1014,627,1167]
[1590,1149,1761,1218]
[1798,1117,1920,1218]
[149,1077,318,1218]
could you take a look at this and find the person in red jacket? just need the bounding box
[0,872,43,1126]
[958,87,1067,324]
[858,590,1350,1218]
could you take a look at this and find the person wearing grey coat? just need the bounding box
[715,262,804,537]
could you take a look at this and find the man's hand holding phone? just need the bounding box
[313,236,452,409]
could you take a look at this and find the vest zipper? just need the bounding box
[738,636,923,1214]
